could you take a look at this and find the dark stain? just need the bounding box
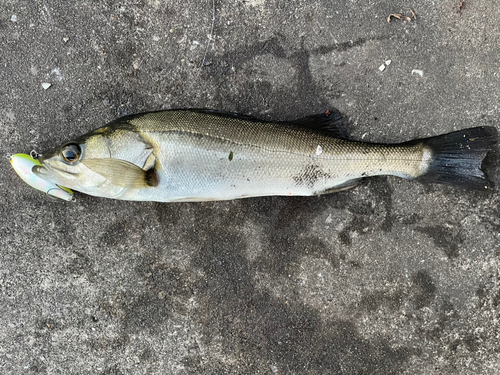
[356,289,406,313]
[208,35,331,117]
[293,164,331,189]
[137,259,193,314]
[100,220,129,247]
[416,225,464,258]
[425,299,458,341]
[101,364,124,375]
[399,212,422,225]
[95,292,169,350]
[335,178,394,245]
[36,317,59,332]
[66,251,97,280]
[312,36,388,55]
[348,260,362,268]
[93,253,194,351]
[462,334,479,352]
[176,221,418,373]
[371,178,394,232]
[493,290,500,307]
[475,284,487,308]
[27,360,47,374]
[411,270,436,309]
[339,216,371,246]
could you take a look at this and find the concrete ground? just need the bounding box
[1,0,499,373]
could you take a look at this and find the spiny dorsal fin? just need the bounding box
[284,109,348,139]
[83,159,158,189]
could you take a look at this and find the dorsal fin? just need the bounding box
[283,109,348,139]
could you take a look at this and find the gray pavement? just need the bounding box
[1,0,499,374]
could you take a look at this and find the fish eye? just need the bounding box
[61,144,81,163]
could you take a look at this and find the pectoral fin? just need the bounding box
[83,159,158,189]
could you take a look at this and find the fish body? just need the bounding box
[30,109,497,202]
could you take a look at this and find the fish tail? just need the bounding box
[413,126,497,190]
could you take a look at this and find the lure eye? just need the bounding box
[61,144,81,163]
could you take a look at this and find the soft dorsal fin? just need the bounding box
[83,159,158,189]
[283,109,348,139]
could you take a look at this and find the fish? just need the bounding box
[25,109,497,202]
[10,153,74,201]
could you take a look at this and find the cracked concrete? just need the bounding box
[1,0,499,374]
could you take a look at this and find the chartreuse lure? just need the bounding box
[10,153,73,201]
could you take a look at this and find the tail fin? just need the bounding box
[415,126,497,190]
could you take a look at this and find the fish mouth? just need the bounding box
[32,165,54,179]
[32,164,75,193]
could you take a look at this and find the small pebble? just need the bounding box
[411,69,424,77]
[385,60,392,65]
[10,15,18,23]
[42,82,52,90]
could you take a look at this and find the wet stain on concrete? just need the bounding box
[178,218,417,373]
[411,270,437,309]
[416,225,464,258]
[356,289,406,313]
[337,178,394,245]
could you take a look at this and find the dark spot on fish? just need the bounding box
[228,151,234,161]
[145,168,158,187]
[411,270,436,309]
[416,225,463,258]
[293,164,331,189]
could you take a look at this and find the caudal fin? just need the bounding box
[415,126,497,190]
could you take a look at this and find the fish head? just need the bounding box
[34,131,125,198]
[34,122,158,199]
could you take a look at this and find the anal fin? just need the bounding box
[318,178,362,195]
